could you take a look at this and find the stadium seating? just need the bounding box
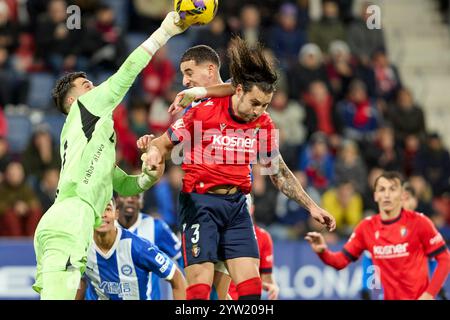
[43,113,66,145]
[26,73,55,109]
[5,114,32,153]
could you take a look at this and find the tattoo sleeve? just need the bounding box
[269,155,318,211]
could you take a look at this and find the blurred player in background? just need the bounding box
[116,193,183,299]
[361,181,448,299]
[33,12,187,299]
[75,199,186,300]
[143,36,335,300]
[306,171,450,300]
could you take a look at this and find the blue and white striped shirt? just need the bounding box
[125,212,182,299]
[127,213,181,262]
[84,227,175,300]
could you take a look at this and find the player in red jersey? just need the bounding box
[306,171,450,300]
[143,37,335,300]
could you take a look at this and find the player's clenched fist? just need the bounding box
[304,232,328,254]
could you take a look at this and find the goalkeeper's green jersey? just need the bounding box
[55,47,151,228]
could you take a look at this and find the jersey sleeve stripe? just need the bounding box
[166,128,180,145]
[427,244,448,258]
[342,248,357,261]
[260,268,272,274]
[165,264,176,281]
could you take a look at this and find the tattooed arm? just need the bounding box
[268,155,336,231]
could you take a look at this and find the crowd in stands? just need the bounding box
[0,0,449,245]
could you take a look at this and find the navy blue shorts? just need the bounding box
[178,192,259,266]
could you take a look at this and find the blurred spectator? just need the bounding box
[298,132,334,193]
[408,174,436,217]
[129,0,170,33]
[414,133,450,196]
[308,0,346,53]
[88,4,127,72]
[402,134,421,177]
[192,15,230,62]
[113,104,140,170]
[35,0,85,74]
[294,0,311,30]
[0,135,10,181]
[288,43,330,100]
[347,1,386,66]
[326,40,356,100]
[0,161,42,237]
[328,38,379,101]
[362,166,383,215]
[364,126,403,172]
[372,48,402,102]
[127,99,149,140]
[263,48,288,94]
[148,96,173,135]
[141,46,175,100]
[221,0,280,28]
[26,0,49,31]
[22,124,61,181]
[387,87,426,143]
[269,171,320,240]
[0,1,18,54]
[238,5,266,48]
[334,139,368,194]
[337,0,354,24]
[268,2,307,69]
[0,1,28,105]
[36,167,59,212]
[303,81,341,143]
[252,164,278,226]
[322,179,363,237]
[336,79,381,143]
[269,90,306,168]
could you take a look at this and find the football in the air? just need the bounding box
[174,0,218,26]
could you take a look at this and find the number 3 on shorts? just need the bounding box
[191,224,200,244]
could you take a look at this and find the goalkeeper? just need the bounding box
[32,12,188,300]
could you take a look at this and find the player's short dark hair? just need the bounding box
[180,45,221,68]
[373,171,404,189]
[228,36,277,94]
[52,71,87,114]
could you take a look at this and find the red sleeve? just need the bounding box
[166,108,196,145]
[417,214,447,257]
[342,221,367,261]
[258,230,273,274]
[426,249,450,297]
[318,249,352,270]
